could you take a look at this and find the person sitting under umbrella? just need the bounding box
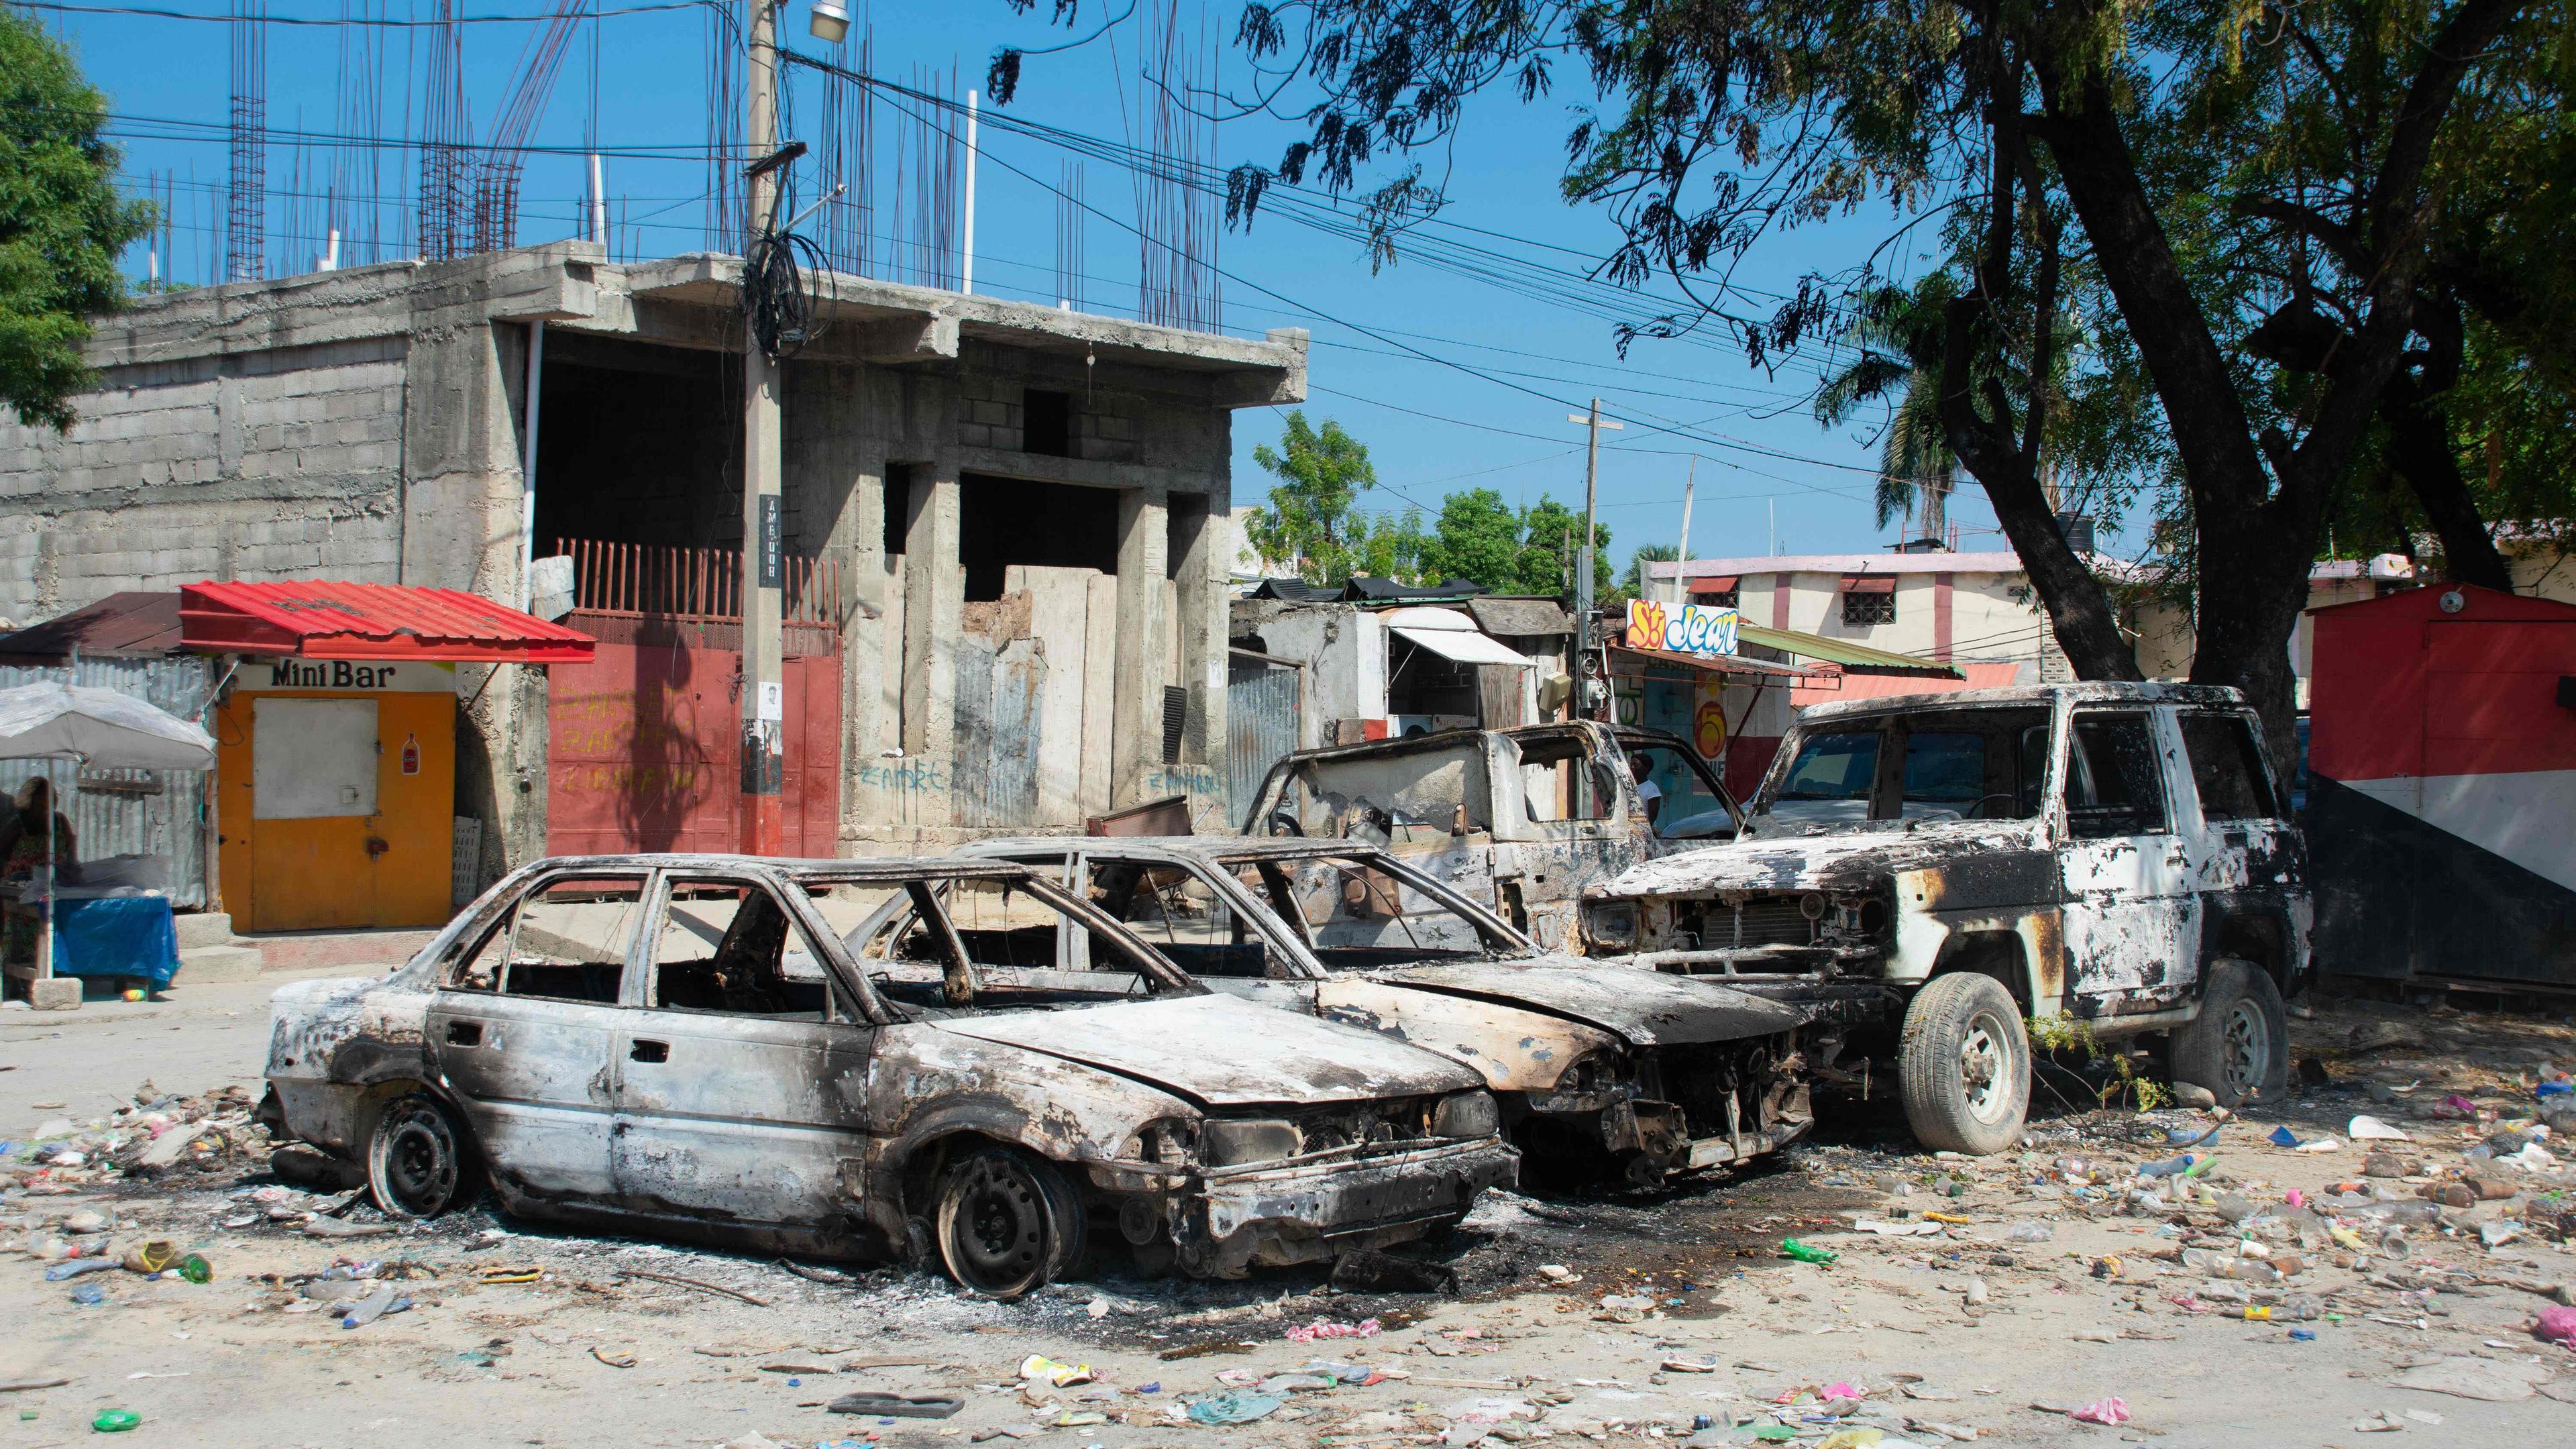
[0,777,76,883]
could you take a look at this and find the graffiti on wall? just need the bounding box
[1625,599,1739,658]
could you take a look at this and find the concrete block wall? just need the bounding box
[0,335,409,624]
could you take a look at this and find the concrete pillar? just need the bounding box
[402,319,549,883]
[1110,484,1169,806]
[1170,491,1224,767]
[902,462,962,774]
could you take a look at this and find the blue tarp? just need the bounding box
[50,896,178,986]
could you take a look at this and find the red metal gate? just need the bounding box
[546,541,843,858]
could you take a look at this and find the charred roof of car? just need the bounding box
[963,836,1407,866]
[513,853,1044,883]
[1799,680,2253,723]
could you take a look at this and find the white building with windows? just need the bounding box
[1652,551,2058,689]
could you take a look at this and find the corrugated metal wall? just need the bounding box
[1227,659,1301,830]
[0,657,218,907]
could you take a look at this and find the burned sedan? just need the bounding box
[1584,683,2312,1155]
[933,837,1811,1185]
[262,855,1517,1298]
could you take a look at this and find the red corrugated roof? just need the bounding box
[178,582,595,663]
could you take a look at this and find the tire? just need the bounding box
[2172,958,2289,1109]
[934,1148,1076,1300]
[366,1092,481,1219]
[1898,973,2032,1156]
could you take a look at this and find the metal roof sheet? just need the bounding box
[0,592,186,660]
[178,581,597,663]
[1735,621,1962,677]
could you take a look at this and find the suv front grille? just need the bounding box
[1733,898,1817,948]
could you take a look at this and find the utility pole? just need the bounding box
[1566,400,1621,627]
[739,0,785,856]
[1673,455,1697,606]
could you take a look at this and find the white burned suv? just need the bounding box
[1583,683,2312,1155]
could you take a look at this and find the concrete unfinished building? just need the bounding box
[0,241,1305,886]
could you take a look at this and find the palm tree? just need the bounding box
[1624,542,1680,596]
[1814,280,1960,542]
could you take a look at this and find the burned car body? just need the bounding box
[1585,683,2313,1154]
[264,855,1515,1297]
[1240,721,1744,953]
[936,837,1809,1184]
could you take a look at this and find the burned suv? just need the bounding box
[1585,684,2311,1154]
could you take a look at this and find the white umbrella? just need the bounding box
[0,680,215,771]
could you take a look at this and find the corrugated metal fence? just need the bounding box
[0,656,219,907]
[1226,655,1301,831]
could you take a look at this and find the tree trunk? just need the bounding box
[2384,376,2514,591]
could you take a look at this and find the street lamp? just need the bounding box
[808,0,849,42]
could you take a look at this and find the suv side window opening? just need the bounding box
[1626,741,1739,838]
[2063,712,2173,837]
[2179,710,2280,821]
[449,874,646,1004]
[1513,733,1622,825]
[1772,729,1880,807]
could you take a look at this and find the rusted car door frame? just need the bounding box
[602,865,882,1232]
[424,865,652,1202]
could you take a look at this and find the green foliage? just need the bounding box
[2027,1013,2171,1112]
[1624,542,1679,594]
[1244,411,1424,584]
[0,11,152,431]
[1411,488,1611,598]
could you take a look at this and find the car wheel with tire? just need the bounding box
[934,1148,1078,1300]
[2171,958,2288,1108]
[366,1091,482,1218]
[1898,972,2031,1156]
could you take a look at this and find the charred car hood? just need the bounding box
[928,994,1480,1107]
[1594,825,2042,898]
[1364,958,1801,1046]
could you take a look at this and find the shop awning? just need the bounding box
[1611,644,1829,681]
[1840,573,1897,595]
[1688,575,1741,597]
[1393,626,1535,667]
[1735,621,1962,678]
[179,582,596,663]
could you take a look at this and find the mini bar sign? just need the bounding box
[1625,598,1739,658]
[250,657,456,694]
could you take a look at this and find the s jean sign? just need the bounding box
[1626,599,1739,658]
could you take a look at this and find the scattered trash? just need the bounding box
[1780,1239,1838,1265]
[90,1410,140,1434]
[1594,1293,1657,1323]
[2350,1116,2414,1142]
[2268,1126,2303,1148]
[1285,1317,1380,1342]
[2534,1305,2576,1346]
[2390,1357,2549,1401]
[1853,1219,1945,1236]
[590,1347,636,1368]
[1018,1356,1094,1388]
[2068,1398,2129,1426]
[828,1393,963,1418]
[1182,1391,1283,1426]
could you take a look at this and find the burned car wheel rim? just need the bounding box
[2220,1001,2271,1097]
[375,1102,460,1216]
[938,1151,1055,1299]
[1959,1011,2017,1126]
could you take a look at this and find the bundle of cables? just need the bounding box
[742,222,830,363]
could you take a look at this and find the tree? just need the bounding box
[1,11,152,431]
[1513,496,1611,599]
[1169,0,2559,761]
[1419,488,1523,591]
[1814,279,1964,539]
[1243,411,1415,583]
[1623,543,1678,596]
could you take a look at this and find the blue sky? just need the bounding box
[41,0,2011,565]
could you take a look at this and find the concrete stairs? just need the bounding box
[172,912,264,984]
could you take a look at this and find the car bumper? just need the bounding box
[1180,1138,1519,1276]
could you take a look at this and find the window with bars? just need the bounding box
[1841,590,1896,625]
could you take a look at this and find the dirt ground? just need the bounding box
[6,987,2576,1448]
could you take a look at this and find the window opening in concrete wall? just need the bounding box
[1023,389,1073,457]
[533,333,739,552]
[883,462,915,560]
[1167,492,1208,581]
[1386,636,1479,729]
[1841,586,1897,626]
[958,474,1120,602]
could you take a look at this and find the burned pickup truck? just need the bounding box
[942,837,1811,1185]
[1583,684,2313,1154]
[1241,720,1743,953]
[262,855,1515,1297]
